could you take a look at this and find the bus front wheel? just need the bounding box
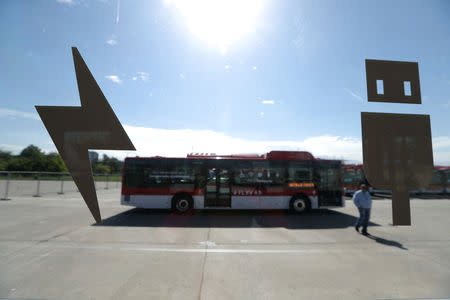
[172,194,193,213]
[290,196,310,213]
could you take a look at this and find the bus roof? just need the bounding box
[342,164,449,171]
[435,165,450,171]
[125,151,323,162]
[342,164,363,168]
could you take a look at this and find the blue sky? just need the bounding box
[1,0,449,163]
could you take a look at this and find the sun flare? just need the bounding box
[166,0,263,54]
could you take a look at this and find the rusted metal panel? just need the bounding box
[365,59,421,104]
[36,48,135,223]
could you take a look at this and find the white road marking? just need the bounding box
[121,248,328,254]
[51,244,329,253]
[32,243,400,254]
[199,240,216,247]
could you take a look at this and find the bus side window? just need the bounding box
[288,163,312,182]
[234,172,241,184]
[266,167,284,185]
[143,169,152,186]
[233,168,249,185]
[193,165,205,188]
[220,169,230,184]
[207,168,216,182]
[126,161,144,188]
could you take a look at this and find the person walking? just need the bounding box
[353,184,372,235]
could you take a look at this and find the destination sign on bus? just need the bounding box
[288,182,315,188]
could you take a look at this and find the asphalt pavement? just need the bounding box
[0,185,449,300]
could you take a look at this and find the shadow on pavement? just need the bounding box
[365,194,450,200]
[371,194,392,199]
[96,209,381,229]
[344,194,391,200]
[412,194,450,200]
[365,234,408,250]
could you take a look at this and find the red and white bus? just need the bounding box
[121,151,344,213]
[342,164,450,196]
[342,164,372,196]
[420,166,450,194]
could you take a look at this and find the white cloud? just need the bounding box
[137,71,149,81]
[433,136,450,164]
[262,100,275,104]
[131,72,149,81]
[0,108,40,120]
[116,0,120,24]
[252,66,257,70]
[93,126,450,165]
[0,144,26,153]
[443,100,450,108]
[57,0,74,4]
[105,75,122,84]
[224,65,231,70]
[292,16,306,49]
[0,143,58,155]
[345,88,364,102]
[94,125,450,165]
[433,153,450,165]
[434,136,450,148]
[106,39,117,46]
[97,125,362,161]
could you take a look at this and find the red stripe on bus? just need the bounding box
[122,187,316,197]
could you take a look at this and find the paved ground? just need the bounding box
[0,186,449,300]
[0,179,120,198]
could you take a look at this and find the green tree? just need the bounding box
[102,154,122,173]
[0,146,69,172]
[16,145,45,171]
[0,150,12,161]
[45,152,68,172]
[87,152,124,174]
[93,164,111,174]
[7,156,33,171]
[0,150,12,171]
[20,145,44,159]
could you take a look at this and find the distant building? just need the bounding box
[88,151,99,162]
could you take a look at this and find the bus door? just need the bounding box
[316,165,342,206]
[205,168,231,207]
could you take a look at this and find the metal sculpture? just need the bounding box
[363,59,433,225]
[36,47,135,223]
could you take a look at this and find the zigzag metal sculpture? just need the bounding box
[36,47,135,223]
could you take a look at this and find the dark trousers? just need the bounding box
[355,207,371,233]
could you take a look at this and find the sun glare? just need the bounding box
[166,0,263,54]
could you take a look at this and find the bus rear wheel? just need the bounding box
[290,195,310,213]
[172,194,193,213]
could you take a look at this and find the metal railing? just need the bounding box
[0,171,121,200]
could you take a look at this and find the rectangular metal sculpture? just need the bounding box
[361,112,434,225]
[365,59,421,104]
